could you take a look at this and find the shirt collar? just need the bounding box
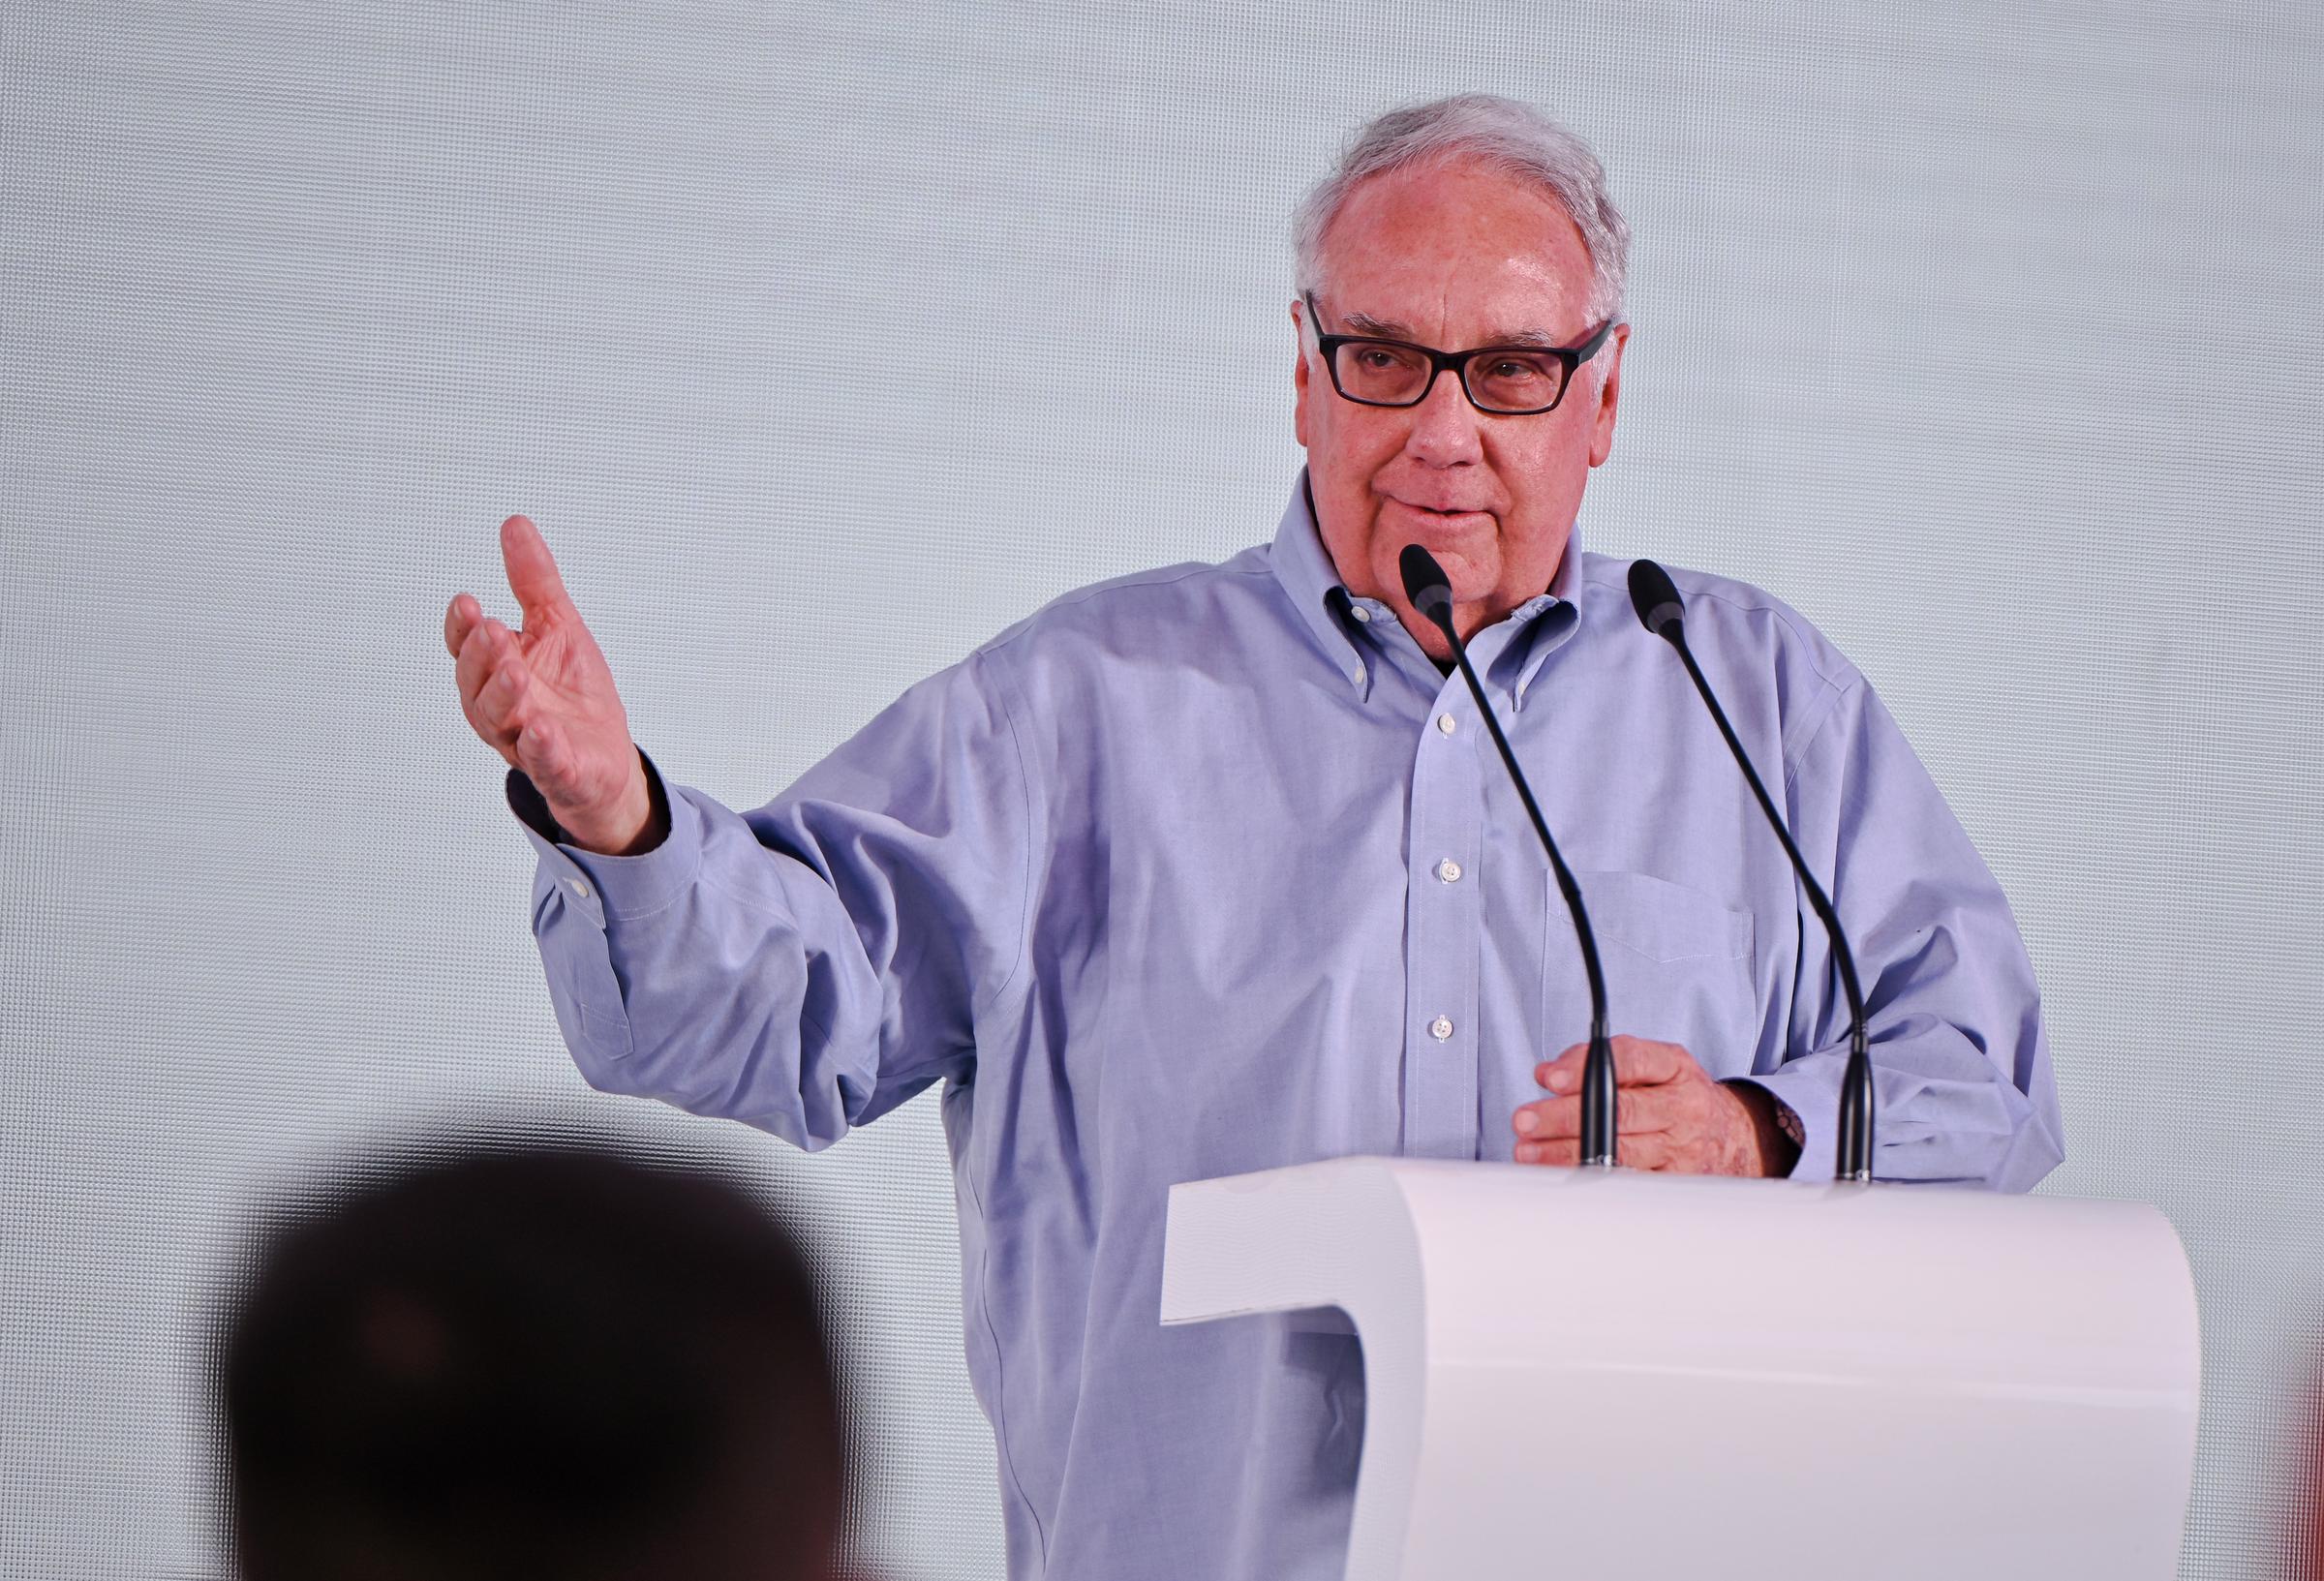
[1268,470,1585,708]
[1270,471,1372,691]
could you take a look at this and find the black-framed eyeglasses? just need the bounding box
[1303,291,1616,415]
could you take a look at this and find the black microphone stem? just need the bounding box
[1431,616,1619,1169]
[1664,631,1876,1181]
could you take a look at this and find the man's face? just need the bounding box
[1294,157,1628,658]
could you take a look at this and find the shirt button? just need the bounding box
[1435,713,1457,735]
[1351,605,1373,623]
[1436,859,1462,884]
[567,876,593,900]
[1429,1015,1454,1042]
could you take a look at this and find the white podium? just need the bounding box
[1160,1159,2198,1581]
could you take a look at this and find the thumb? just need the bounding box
[501,514,575,626]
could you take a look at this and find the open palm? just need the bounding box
[445,515,656,853]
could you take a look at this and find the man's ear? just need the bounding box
[1292,298,1312,449]
[1587,323,1629,469]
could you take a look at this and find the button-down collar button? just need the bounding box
[1428,1015,1455,1041]
[1351,605,1373,623]
[1435,713,1457,735]
[1436,859,1462,884]
[567,876,593,901]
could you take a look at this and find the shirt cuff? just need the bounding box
[505,750,703,923]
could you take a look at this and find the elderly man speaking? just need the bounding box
[445,95,2061,1580]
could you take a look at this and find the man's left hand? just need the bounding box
[1512,1036,1796,1176]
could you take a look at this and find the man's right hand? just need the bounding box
[445,515,664,856]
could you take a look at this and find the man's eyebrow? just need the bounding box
[1337,311,1417,340]
[1336,311,1567,350]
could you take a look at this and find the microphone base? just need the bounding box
[1836,1044,1877,1180]
[1578,1031,1618,1171]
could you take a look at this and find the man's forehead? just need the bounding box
[1316,160,1596,335]
[1313,234,1594,341]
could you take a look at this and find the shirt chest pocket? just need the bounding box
[1544,870,1758,1078]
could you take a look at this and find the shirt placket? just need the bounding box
[1402,684,1486,1160]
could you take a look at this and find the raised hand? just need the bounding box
[445,515,662,855]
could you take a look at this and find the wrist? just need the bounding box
[557,753,667,856]
[1722,1080,1803,1178]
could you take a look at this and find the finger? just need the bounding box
[1514,1133,1675,1169]
[1537,1035,1691,1093]
[455,624,523,758]
[1513,1081,1590,1139]
[455,617,516,709]
[473,648,535,734]
[500,514,574,627]
[1514,1074,1700,1148]
[1608,1037,1691,1087]
[1536,1041,1590,1091]
[512,712,574,790]
[444,593,484,659]
[1514,1095,1569,1140]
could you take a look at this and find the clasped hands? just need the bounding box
[1511,1035,1797,1177]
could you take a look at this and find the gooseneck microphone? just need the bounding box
[1626,559,1876,1181]
[1399,544,1618,1168]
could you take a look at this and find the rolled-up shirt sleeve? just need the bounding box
[509,648,1036,1150]
[1738,675,2064,1189]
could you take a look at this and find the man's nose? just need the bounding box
[1401,369,1486,467]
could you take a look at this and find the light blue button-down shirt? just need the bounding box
[512,475,2062,1580]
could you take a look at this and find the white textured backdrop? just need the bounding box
[3,3,2319,1577]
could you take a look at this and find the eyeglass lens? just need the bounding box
[1330,342,1567,412]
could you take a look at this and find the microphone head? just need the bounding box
[1398,544,1455,627]
[1627,558,1686,641]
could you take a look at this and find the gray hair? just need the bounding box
[1293,94,1631,323]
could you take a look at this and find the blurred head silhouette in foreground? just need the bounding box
[2307,1364,2323,1581]
[219,1143,842,1581]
